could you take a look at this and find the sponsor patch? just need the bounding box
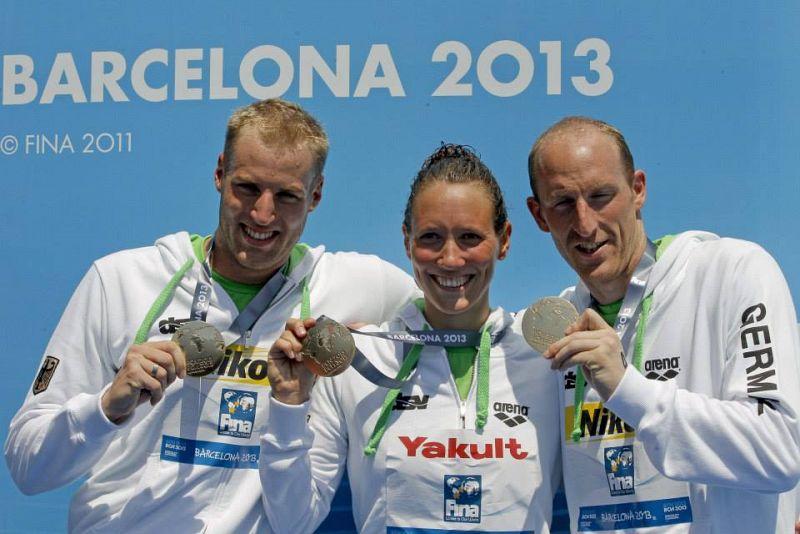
[443,475,481,524]
[218,388,257,438]
[213,345,270,386]
[158,316,191,334]
[604,445,635,496]
[565,401,635,443]
[493,401,529,427]
[392,393,429,410]
[644,356,681,381]
[399,435,529,460]
[160,435,259,469]
[578,496,693,531]
[32,356,60,395]
[564,370,577,389]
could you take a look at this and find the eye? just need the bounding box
[235,183,259,195]
[552,197,574,209]
[417,231,441,244]
[459,231,484,245]
[276,190,303,202]
[589,189,615,207]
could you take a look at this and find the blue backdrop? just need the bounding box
[2,2,799,532]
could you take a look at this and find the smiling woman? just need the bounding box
[402,144,511,331]
[260,143,562,534]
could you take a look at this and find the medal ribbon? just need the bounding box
[571,238,657,442]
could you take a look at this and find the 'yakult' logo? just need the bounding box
[398,436,528,460]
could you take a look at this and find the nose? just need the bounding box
[573,198,597,237]
[437,237,465,269]
[251,191,276,226]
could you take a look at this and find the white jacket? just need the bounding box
[260,302,562,534]
[4,231,418,533]
[560,231,800,533]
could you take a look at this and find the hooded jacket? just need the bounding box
[559,231,800,533]
[5,231,418,533]
[260,302,561,534]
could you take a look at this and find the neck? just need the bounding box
[587,231,648,304]
[423,303,490,331]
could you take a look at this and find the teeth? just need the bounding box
[577,242,603,253]
[434,275,469,288]
[244,227,275,241]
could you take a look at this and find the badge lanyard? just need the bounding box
[191,240,291,344]
[571,238,657,441]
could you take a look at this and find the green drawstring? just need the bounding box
[475,325,492,429]
[632,295,652,371]
[364,337,426,456]
[134,258,194,344]
[300,278,311,321]
[570,235,673,441]
[570,368,588,442]
[365,319,495,454]
[570,295,652,442]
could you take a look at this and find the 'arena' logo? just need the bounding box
[644,357,681,381]
[493,401,529,427]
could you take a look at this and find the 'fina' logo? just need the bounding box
[443,475,481,523]
[604,445,635,496]
[218,389,257,438]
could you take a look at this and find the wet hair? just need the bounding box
[223,98,329,179]
[403,143,508,234]
[527,116,634,199]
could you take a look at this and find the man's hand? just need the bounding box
[101,341,187,424]
[267,318,317,405]
[543,308,627,401]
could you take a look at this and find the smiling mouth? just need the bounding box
[575,240,607,254]
[242,225,277,241]
[432,274,472,289]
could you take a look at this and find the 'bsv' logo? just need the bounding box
[604,445,635,497]
[218,389,257,438]
[443,474,481,524]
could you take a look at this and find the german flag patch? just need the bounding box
[33,356,60,395]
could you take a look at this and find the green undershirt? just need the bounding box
[191,234,262,312]
[414,299,476,401]
[594,299,622,327]
[447,347,476,400]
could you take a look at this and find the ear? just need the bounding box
[497,221,512,260]
[632,170,646,211]
[307,174,324,212]
[526,196,550,232]
[214,152,225,193]
[402,224,412,259]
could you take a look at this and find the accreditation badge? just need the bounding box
[384,427,539,532]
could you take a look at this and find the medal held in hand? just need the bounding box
[521,297,579,353]
[172,320,225,377]
[302,317,356,377]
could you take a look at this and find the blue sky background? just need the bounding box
[2,2,799,531]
